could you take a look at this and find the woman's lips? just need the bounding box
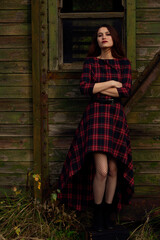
[102,41,108,43]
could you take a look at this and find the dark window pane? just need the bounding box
[63,18,124,63]
[62,0,124,13]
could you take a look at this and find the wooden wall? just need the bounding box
[0,0,160,216]
[127,73,160,208]
[48,72,86,185]
[48,0,160,218]
[0,0,32,195]
[136,0,160,72]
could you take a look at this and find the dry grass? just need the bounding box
[0,189,85,240]
[127,207,160,240]
[1,186,160,240]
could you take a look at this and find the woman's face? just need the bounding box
[97,27,114,49]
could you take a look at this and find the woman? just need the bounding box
[57,24,134,232]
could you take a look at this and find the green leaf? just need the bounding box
[51,193,57,201]
[57,189,61,193]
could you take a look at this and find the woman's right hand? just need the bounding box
[110,80,122,88]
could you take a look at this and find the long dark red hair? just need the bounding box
[87,24,126,59]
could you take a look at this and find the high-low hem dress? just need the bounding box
[57,56,134,212]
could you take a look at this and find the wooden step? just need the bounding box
[87,225,129,240]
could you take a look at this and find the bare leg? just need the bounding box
[105,157,117,203]
[93,152,108,204]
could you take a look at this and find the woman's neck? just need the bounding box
[98,49,114,59]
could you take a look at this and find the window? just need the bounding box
[49,0,126,70]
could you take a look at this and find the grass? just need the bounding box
[127,207,160,240]
[0,188,85,240]
[0,186,160,240]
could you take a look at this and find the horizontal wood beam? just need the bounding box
[59,12,124,18]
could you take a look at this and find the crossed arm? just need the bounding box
[92,81,122,97]
[80,58,132,98]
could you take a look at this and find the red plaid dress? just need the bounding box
[57,57,134,211]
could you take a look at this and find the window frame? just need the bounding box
[48,0,136,71]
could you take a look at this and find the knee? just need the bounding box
[108,165,117,177]
[96,168,108,180]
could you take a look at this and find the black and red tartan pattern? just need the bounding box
[57,57,134,211]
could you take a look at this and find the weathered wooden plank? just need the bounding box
[0,87,32,98]
[153,74,160,85]
[49,124,77,136]
[126,0,136,69]
[49,148,67,161]
[49,162,65,175]
[136,0,160,8]
[39,0,49,200]
[49,99,88,111]
[134,186,160,197]
[32,0,42,201]
[133,149,160,161]
[129,124,160,136]
[0,62,31,73]
[0,24,31,36]
[0,0,31,10]
[0,112,32,124]
[48,0,58,70]
[0,174,27,186]
[49,136,74,149]
[0,149,33,162]
[49,149,160,162]
[131,98,160,111]
[32,0,49,200]
[125,57,160,115]
[0,36,31,48]
[137,34,160,47]
[131,136,160,149]
[136,9,160,21]
[0,99,32,111]
[48,85,83,98]
[137,22,160,34]
[0,125,32,136]
[0,137,32,149]
[48,72,81,80]
[0,161,33,174]
[0,49,31,61]
[49,78,80,86]
[60,12,124,18]
[49,136,160,149]
[145,85,160,97]
[136,60,150,72]
[137,47,160,60]
[0,74,31,86]
[0,10,31,22]
[127,111,160,123]
[134,161,160,173]
[49,112,82,124]
[134,173,160,185]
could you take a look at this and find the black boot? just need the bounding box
[92,202,104,232]
[103,202,115,229]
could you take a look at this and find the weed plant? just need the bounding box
[127,207,160,240]
[0,188,85,240]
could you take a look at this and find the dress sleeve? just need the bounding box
[117,59,132,98]
[80,58,95,96]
